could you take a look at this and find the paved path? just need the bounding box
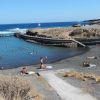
[40,70,97,100]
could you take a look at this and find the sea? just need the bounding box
[0,22,87,69]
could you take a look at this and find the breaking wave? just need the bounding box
[8,28,27,33]
[0,28,27,37]
[0,31,14,36]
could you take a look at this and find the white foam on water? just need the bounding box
[8,28,27,34]
[0,31,14,34]
[0,31,14,36]
[0,28,28,36]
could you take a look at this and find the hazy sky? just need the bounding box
[0,0,100,24]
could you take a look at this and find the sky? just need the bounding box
[0,0,100,24]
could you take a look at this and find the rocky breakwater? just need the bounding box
[83,19,100,25]
[70,28,100,38]
[25,27,100,46]
[15,27,100,47]
[69,27,100,45]
[26,28,72,39]
[16,28,78,47]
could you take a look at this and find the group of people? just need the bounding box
[20,56,48,75]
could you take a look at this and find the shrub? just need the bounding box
[0,76,40,100]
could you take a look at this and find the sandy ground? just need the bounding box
[0,45,100,100]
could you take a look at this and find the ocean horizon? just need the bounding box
[0,21,80,31]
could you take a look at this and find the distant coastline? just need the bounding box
[83,19,100,25]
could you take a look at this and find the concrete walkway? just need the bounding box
[40,70,97,100]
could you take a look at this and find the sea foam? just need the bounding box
[0,28,27,36]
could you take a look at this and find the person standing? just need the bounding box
[39,56,48,69]
[40,57,44,69]
[44,56,48,64]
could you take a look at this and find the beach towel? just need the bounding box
[89,64,96,68]
[28,71,35,74]
[46,66,53,69]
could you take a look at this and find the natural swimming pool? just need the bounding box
[0,36,88,69]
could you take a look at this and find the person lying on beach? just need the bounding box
[20,67,36,75]
[83,61,90,67]
[20,67,28,75]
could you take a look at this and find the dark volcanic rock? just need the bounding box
[84,19,100,25]
[26,30,38,36]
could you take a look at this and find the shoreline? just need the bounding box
[0,46,89,70]
[0,45,97,71]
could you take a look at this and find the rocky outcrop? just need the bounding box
[15,27,100,47]
[26,30,48,38]
[84,19,100,25]
[69,28,100,38]
[26,28,72,39]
